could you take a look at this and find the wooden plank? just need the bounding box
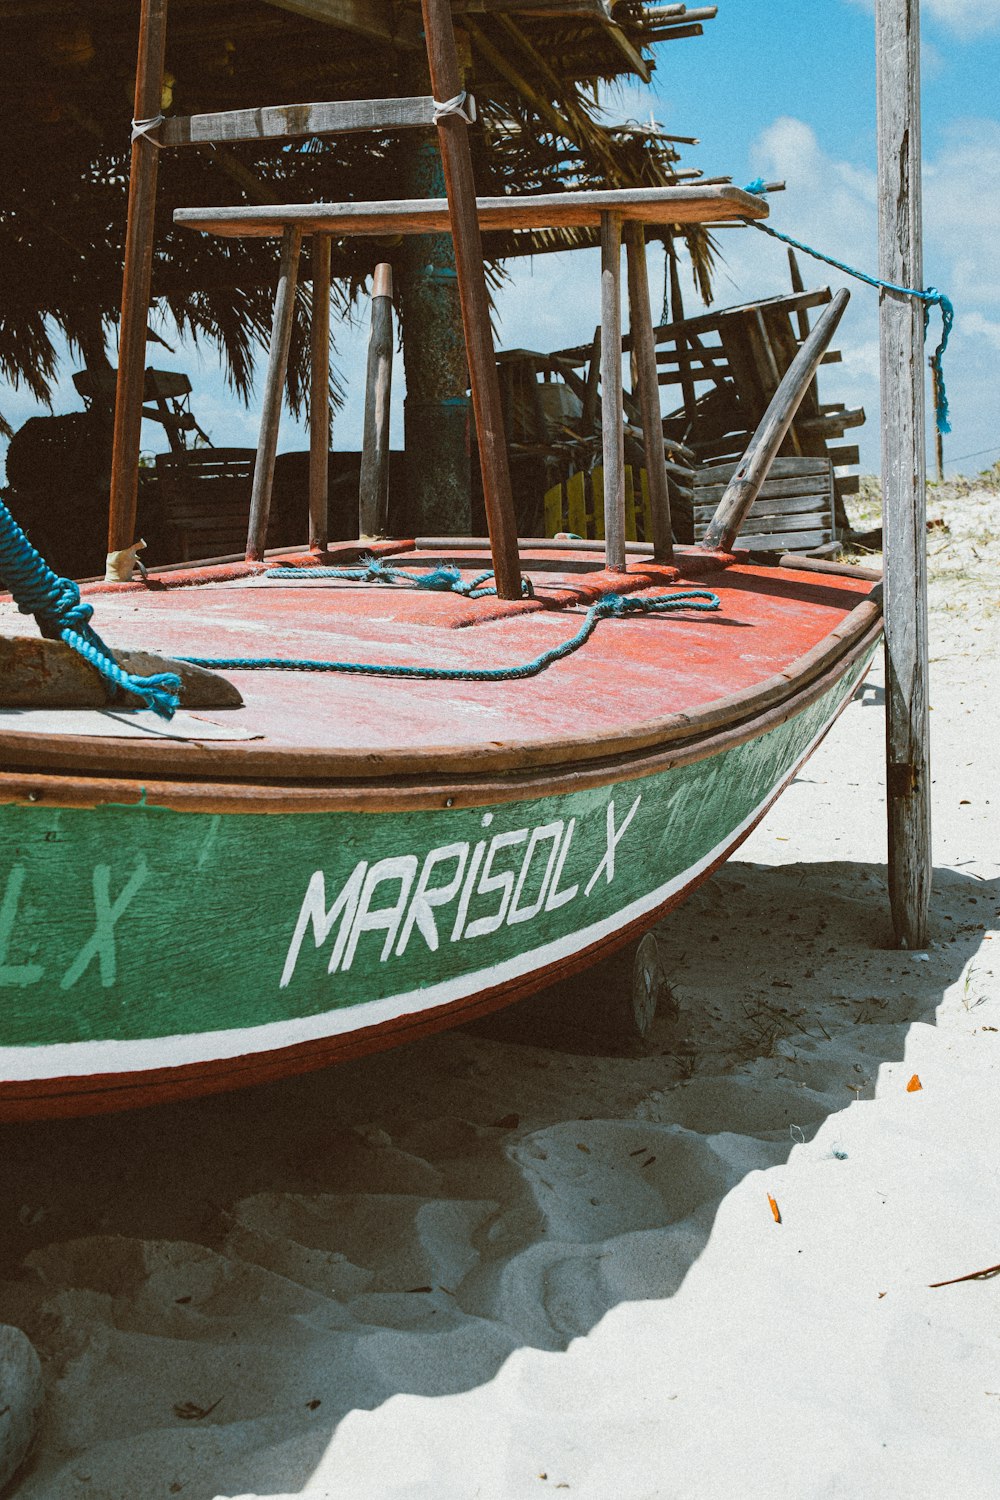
[246,226,303,562]
[877,0,931,948]
[565,469,587,537]
[695,492,834,519]
[797,408,865,436]
[309,234,332,552]
[543,477,565,536]
[694,477,834,506]
[838,473,861,494]
[173,184,769,238]
[696,456,830,482]
[161,96,438,147]
[107,0,169,573]
[828,444,861,468]
[421,0,522,599]
[626,223,672,561]
[700,290,850,552]
[600,211,626,572]
[264,0,422,47]
[359,262,394,539]
[733,528,831,552]
[724,512,832,537]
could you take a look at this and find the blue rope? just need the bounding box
[742,180,953,435]
[265,557,535,599]
[181,589,722,682]
[0,497,181,719]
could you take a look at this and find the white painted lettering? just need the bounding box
[60,857,149,991]
[280,862,366,988]
[464,829,529,940]
[451,838,487,942]
[341,855,418,970]
[507,822,563,926]
[584,795,642,897]
[396,842,469,956]
[0,865,44,988]
[545,817,579,911]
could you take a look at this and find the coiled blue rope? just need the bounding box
[742,179,953,435]
[265,556,535,599]
[0,497,181,719]
[182,588,722,682]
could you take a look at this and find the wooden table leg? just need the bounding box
[309,233,332,553]
[246,225,303,562]
[626,223,673,562]
[600,211,626,572]
[360,263,395,539]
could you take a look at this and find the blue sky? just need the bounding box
[3,0,999,483]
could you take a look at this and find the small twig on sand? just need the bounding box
[929,1262,1000,1289]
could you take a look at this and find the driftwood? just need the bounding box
[0,637,242,710]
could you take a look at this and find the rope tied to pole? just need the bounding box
[0,498,181,718]
[432,90,477,125]
[130,113,164,146]
[742,180,954,435]
[182,584,722,683]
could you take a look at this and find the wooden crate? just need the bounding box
[154,448,256,562]
[543,465,654,543]
[693,456,835,553]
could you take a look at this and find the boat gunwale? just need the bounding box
[0,602,883,815]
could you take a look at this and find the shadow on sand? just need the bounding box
[0,859,994,1497]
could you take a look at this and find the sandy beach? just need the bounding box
[1,475,997,1499]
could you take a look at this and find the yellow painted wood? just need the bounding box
[566,469,588,537]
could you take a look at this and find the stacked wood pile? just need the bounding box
[497,274,864,546]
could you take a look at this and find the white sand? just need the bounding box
[1,481,998,1499]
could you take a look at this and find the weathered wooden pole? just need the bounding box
[106,0,168,578]
[308,234,332,552]
[876,0,932,949]
[246,225,303,562]
[600,211,626,571]
[419,0,522,598]
[625,223,673,562]
[360,263,395,538]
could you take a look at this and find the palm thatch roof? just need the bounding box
[0,0,722,429]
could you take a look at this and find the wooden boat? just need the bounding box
[0,0,884,1120]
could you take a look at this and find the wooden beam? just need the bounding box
[246,227,303,562]
[699,289,849,552]
[420,0,522,599]
[161,96,437,147]
[877,0,931,949]
[359,263,395,538]
[263,0,422,47]
[600,211,626,572]
[603,20,651,82]
[309,234,332,552]
[174,184,768,239]
[625,223,672,561]
[107,0,168,576]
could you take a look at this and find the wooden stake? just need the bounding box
[107,0,168,575]
[930,357,945,482]
[668,240,697,428]
[625,224,673,561]
[419,0,521,599]
[246,226,302,562]
[600,211,626,572]
[876,0,932,949]
[309,234,332,552]
[360,263,395,538]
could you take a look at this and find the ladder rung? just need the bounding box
[160,95,438,148]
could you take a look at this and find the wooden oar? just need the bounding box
[0,637,242,710]
[699,287,850,553]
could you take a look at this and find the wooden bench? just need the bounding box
[693,456,836,554]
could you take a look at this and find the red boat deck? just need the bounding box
[0,543,880,784]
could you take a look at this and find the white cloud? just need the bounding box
[847,0,1000,39]
[959,311,1000,349]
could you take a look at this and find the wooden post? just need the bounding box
[419,0,521,599]
[309,234,332,552]
[668,241,697,428]
[246,225,302,562]
[625,223,673,562]
[600,211,626,572]
[930,357,945,482]
[876,0,932,949]
[106,0,168,576]
[701,289,849,552]
[360,263,395,538]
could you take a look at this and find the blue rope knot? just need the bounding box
[741,182,953,437]
[0,497,181,719]
[265,558,536,600]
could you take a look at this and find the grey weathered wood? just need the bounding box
[246,226,303,562]
[309,234,332,552]
[0,636,243,709]
[359,263,394,538]
[699,289,850,552]
[625,224,672,561]
[161,95,438,147]
[877,0,931,949]
[173,183,769,239]
[600,212,626,572]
